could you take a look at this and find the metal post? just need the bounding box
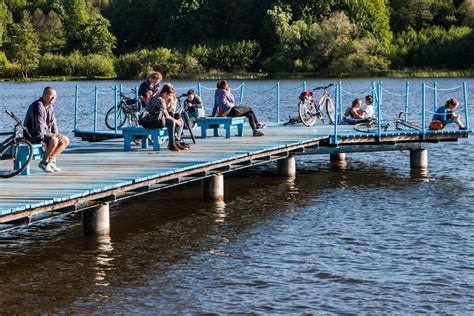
[239,82,245,105]
[404,81,410,121]
[276,82,280,123]
[135,85,139,111]
[303,81,307,91]
[197,82,202,97]
[338,81,343,122]
[74,85,79,131]
[463,82,469,130]
[93,85,98,133]
[421,83,426,133]
[113,85,118,133]
[410,149,428,169]
[433,82,438,112]
[377,82,382,136]
[333,84,339,144]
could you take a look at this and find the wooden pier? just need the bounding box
[0,124,470,230]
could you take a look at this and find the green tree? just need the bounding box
[78,14,116,55]
[9,10,40,79]
[30,8,65,53]
[0,0,12,47]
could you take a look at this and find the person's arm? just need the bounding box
[217,90,235,110]
[34,104,48,142]
[194,96,203,108]
[350,108,365,119]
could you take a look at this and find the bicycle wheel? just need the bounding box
[298,100,317,127]
[182,111,196,144]
[0,139,33,178]
[325,98,335,124]
[396,119,422,131]
[105,104,128,130]
[354,122,377,133]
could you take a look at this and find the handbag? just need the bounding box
[138,110,165,129]
[429,120,444,130]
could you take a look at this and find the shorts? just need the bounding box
[34,133,65,144]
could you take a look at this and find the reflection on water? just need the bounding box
[84,236,115,287]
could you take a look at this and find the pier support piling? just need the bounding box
[277,157,296,177]
[202,174,224,201]
[330,153,346,162]
[410,149,428,169]
[82,203,110,236]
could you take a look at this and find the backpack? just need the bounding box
[429,120,444,130]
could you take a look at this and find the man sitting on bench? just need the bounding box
[24,86,69,173]
[212,80,266,137]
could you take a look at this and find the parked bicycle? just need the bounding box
[0,111,34,178]
[105,90,140,130]
[176,94,196,144]
[353,112,422,133]
[298,83,336,127]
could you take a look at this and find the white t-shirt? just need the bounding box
[365,104,374,118]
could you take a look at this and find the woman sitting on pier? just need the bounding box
[212,80,266,137]
[430,98,466,130]
[140,84,187,151]
[343,98,372,124]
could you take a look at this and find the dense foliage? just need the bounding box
[0,0,472,79]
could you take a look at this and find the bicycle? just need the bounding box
[298,83,336,127]
[0,111,34,178]
[105,90,140,130]
[176,94,196,144]
[353,112,422,133]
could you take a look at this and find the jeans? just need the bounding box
[165,118,176,146]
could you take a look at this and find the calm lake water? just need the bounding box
[0,78,473,313]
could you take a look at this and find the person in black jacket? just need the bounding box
[24,87,69,173]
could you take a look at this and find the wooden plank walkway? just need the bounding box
[0,124,470,223]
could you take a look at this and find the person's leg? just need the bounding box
[230,106,257,130]
[175,118,184,141]
[50,135,69,160]
[452,114,465,128]
[166,119,177,148]
[42,136,58,163]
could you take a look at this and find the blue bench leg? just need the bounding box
[225,123,231,138]
[214,128,219,137]
[237,123,244,136]
[201,126,208,139]
[124,134,132,151]
[152,133,160,151]
[141,136,148,149]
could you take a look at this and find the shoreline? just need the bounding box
[0,70,473,82]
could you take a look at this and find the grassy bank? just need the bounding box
[1,69,473,82]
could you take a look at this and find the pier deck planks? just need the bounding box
[0,124,469,219]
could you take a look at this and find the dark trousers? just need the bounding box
[165,118,176,146]
[228,106,259,130]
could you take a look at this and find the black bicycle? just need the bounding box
[0,111,34,178]
[353,112,422,133]
[176,94,196,144]
[105,91,140,130]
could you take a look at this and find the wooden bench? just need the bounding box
[195,117,245,139]
[15,143,44,175]
[122,126,168,151]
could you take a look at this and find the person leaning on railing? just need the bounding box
[212,80,266,137]
[430,98,466,130]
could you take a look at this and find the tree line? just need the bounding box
[0,0,473,80]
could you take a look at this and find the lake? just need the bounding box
[0,78,473,313]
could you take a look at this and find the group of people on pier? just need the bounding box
[22,72,268,172]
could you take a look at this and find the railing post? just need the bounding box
[239,82,245,105]
[463,82,469,130]
[93,86,98,134]
[404,81,410,121]
[303,81,307,91]
[333,84,339,145]
[371,80,376,104]
[197,82,202,98]
[74,85,79,131]
[338,80,343,122]
[433,82,438,112]
[114,85,118,134]
[276,82,280,123]
[135,85,139,111]
[377,82,382,137]
[422,83,426,133]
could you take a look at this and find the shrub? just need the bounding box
[114,53,143,79]
[38,53,69,76]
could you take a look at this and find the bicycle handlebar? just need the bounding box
[5,110,32,138]
[313,83,334,91]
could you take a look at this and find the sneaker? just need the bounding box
[49,160,61,172]
[256,123,267,129]
[168,144,181,152]
[176,143,189,150]
[253,130,264,137]
[39,161,54,173]
[459,126,467,130]
[179,141,190,149]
